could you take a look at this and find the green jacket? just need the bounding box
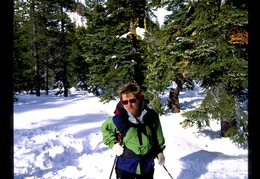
[101,105,165,174]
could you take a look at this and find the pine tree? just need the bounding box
[14,0,77,96]
[68,26,90,89]
[144,10,195,114]
[144,0,248,145]
[163,0,248,145]
[79,0,159,101]
[14,0,35,93]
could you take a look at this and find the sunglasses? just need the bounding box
[121,99,137,105]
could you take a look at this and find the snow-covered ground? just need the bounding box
[14,86,248,179]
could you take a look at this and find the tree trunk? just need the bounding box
[129,20,145,90]
[221,119,236,137]
[166,74,185,113]
[61,5,68,97]
[34,58,40,97]
[44,65,48,95]
[31,0,40,97]
[167,88,181,113]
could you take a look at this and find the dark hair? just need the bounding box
[118,84,142,99]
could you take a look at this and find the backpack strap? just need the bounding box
[112,106,133,143]
[112,101,159,145]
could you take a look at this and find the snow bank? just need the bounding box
[14,88,247,179]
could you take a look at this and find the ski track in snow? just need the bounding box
[14,88,248,179]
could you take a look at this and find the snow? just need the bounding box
[14,86,248,179]
[152,7,172,27]
[119,27,146,40]
[67,12,87,27]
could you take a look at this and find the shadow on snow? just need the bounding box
[14,109,111,178]
[177,150,246,179]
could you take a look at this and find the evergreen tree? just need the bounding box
[144,4,195,114]
[68,26,90,89]
[146,0,248,145]
[182,0,248,145]
[79,0,159,101]
[56,0,76,97]
[13,0,77,96]
[14,0,35,93]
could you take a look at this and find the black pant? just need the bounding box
[115,167,154,179]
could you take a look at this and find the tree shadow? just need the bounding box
[177,150,247,179]
[196,129,222,140]
[178,150,221,179]
[180,98,202,110]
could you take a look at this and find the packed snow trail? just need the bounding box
[14,89,247,179]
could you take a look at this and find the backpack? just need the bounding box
[112,100,160,157]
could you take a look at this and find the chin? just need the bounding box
[128,110,136,115]
[128,110,135,114]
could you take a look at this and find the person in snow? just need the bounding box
[101,84,166,179]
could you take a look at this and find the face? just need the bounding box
[121,93,140,117]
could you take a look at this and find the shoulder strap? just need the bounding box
[113,114,127,137]
[142,107,158,126]
[113,103,159,137]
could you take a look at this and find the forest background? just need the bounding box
[13,0,248,146]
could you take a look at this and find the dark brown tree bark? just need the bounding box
[61,4,68,97]
[166,74,185,113]
[31,0,41,97]
[221,119,236,137]
[167,88,181,113]
[44,65,48,95]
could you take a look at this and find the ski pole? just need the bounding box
[109,155,118,179]
[163,165,173,179]
[109,138,123,179]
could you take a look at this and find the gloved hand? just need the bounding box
[157,152,165,166]
[112,143,124,156]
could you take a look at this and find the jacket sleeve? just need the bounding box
[149,109,166,154]
[101,116,119,149]
[154,117,166,153]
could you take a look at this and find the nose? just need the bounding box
[126,102,132,107]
